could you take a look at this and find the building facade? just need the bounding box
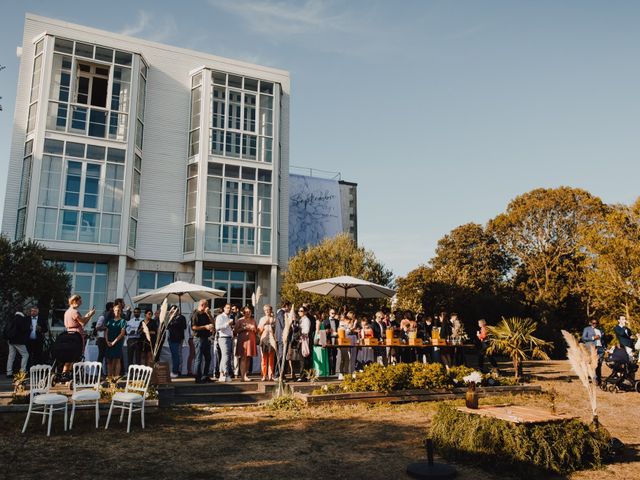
[1,14,290,322]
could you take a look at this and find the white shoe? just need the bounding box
[225,376,233,382]
[219,375,226,382]
[170,373,178,379]
[337,374,344,380]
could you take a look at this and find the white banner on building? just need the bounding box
[288,174,343,256]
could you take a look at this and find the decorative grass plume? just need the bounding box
[561,329,599,424]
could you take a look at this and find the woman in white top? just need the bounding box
[258,304,277,381]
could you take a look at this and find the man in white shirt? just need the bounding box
[125,307,143,367]
[215,304,234,382]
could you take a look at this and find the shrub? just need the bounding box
[266,395,305,412]
[408,363,450,390]
[430,403,611,477]
[447,365,476,384]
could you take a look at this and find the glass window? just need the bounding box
[88,109,107,138]
[65,142,85,158]
[64,161,82,207]
[206,177,222,222]
[30,55,42,103]
[44,139,65,155]
[86,144,105,161]
[129,217,138,249]
[204,224,220,252]
[183,224,195,252]
[260,81,274,94]
[38,155,63,207]
[79,211,98,242]
[95,47,113,62]
[103,164,124,213]
[228,75,242,88]
[244,78,258,92]
[137,74,146,119]
[100,213,120,244]
[135,119,144,149]
[59,209,79,240]
[24,140,33,156]
[227,91,242,130]
[212,71,226,85]
[114,51,132,66]
[35,207,58,239]
[54,38,74,54]
[83,164,101,209]
[208,162,223,176]
[75,42,94,58]
[18,156,32,208]
[27,103,38,133]
[107,148,125,163]
[258,169,272,183]
[185,176,198,223]
[225,132,241,157]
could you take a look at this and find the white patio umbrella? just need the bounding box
[132,280,226,305]
[296,275,396,302]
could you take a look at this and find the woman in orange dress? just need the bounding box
[234,305,257,381]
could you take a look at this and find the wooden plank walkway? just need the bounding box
[456,404,577,424]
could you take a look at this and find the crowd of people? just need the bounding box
[5,294,639,386]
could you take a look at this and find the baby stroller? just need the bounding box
[600,356,640,393]
[49,332,85,385]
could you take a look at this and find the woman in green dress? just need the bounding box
[312,313,330,378]
[105,304,126,376]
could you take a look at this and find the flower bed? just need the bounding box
[311,363,520,396]
[430,403,611,477]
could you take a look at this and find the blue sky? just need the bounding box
[1,1,640,277]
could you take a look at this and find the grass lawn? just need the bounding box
[1,361,639,480]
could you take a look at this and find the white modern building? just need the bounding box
[1,14,290,323]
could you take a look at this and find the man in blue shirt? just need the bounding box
[581,319,606,384]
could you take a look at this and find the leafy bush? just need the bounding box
[447,365,476,384]
[430,403,611,477]
[266,395,305,412]
[408,363,450,390]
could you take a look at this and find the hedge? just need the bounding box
[430,403,611,476]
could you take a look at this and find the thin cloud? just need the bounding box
[118,10,177,43]
[208,0,356,35]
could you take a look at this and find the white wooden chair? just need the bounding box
[105,364,153,433]
[22,364,68,436]
[70,361,102,429]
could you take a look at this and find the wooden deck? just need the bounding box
[456,404,577,424]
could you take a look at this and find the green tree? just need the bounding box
[488,187,605,328]
[395,223,519,324]
[486,317,552,381]
[395,265,432,312]
[0,235,70,334]
[581,199,640,327]
[431,223,511,292]
[280,234,393,314]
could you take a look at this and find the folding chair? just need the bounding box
[70,361,102,429]
[22,364,68,436]
[105,364,153,433]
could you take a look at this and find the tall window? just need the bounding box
[34,138,125,245]
[209,71,274,163]
[129,154,142,249]
[204,162,272,255]
[202,269,255,309]
[46,37,133,142]
[183,164,198,252]
[52,261,108,327]
[15,140,34,240]
[189,73,202,157]
[26,39,44,133]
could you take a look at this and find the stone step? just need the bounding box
[174,382,267,395]
[172,391,272,405]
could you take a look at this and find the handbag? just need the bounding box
[301,336,310,357]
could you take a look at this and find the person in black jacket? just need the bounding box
[167,307,187,378]
[6,310,31,377]
[26,306,49,366]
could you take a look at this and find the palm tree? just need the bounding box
[486,317,552,381]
